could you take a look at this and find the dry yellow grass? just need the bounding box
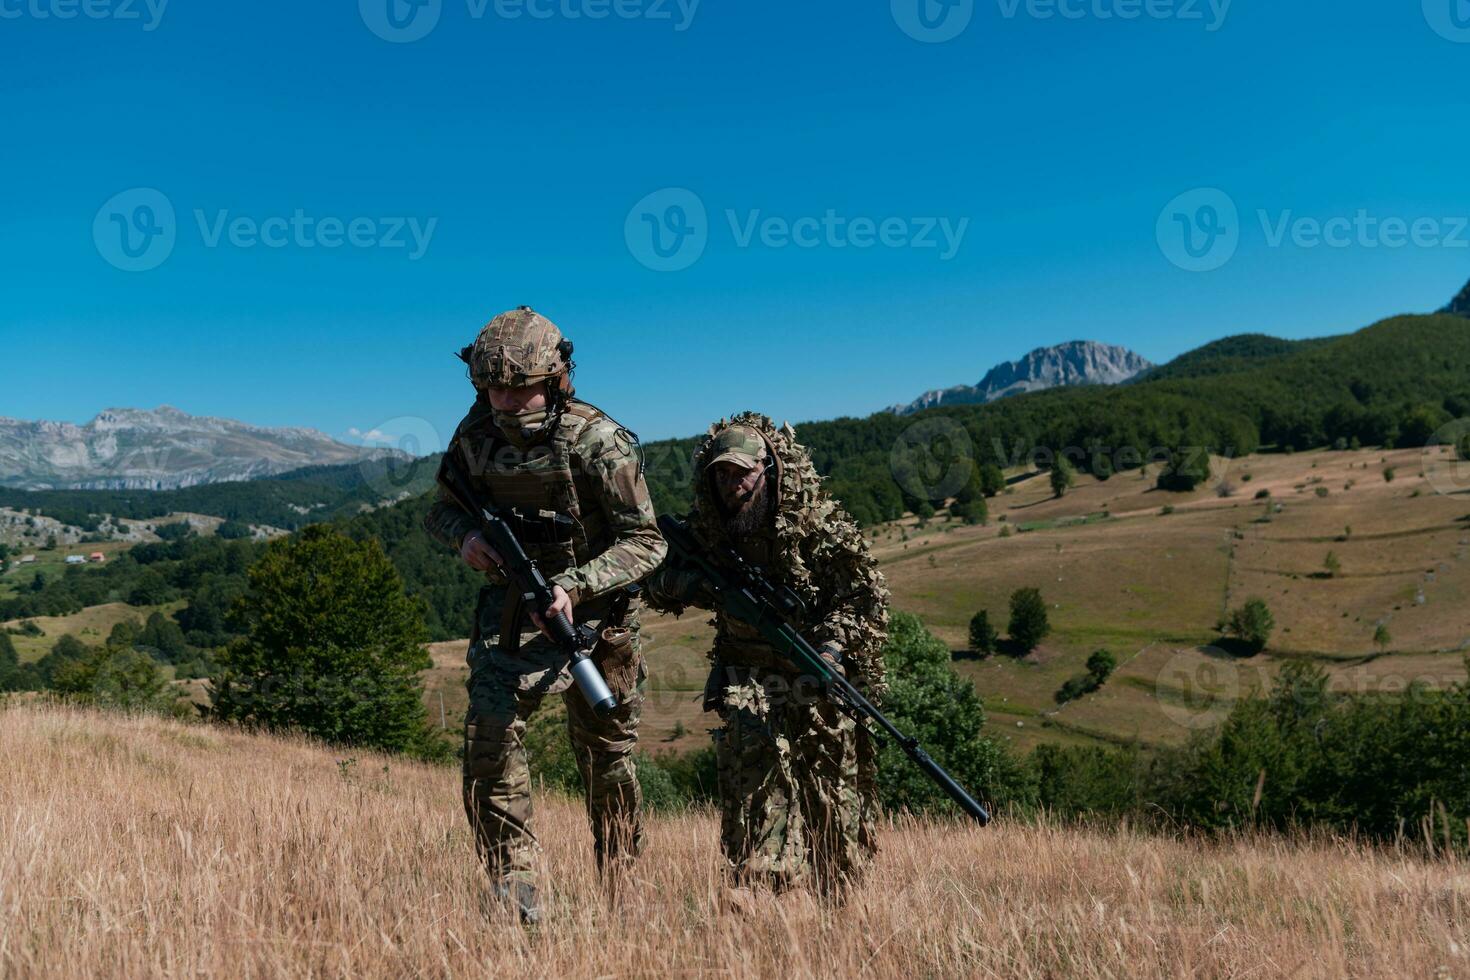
[1,703,1466,978]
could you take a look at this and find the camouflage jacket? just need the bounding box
[646,412,890,696]
[423,397,666,613]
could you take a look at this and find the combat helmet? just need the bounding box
[458,306,575,397]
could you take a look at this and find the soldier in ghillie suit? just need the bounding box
[646,413,890,896]
[424,307,666,922]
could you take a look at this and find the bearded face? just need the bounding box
[711,461,775,536]
[726,475,775,536]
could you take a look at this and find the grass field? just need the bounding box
[323,446,1470,755]
[864,445,1470,752]
[1,703,1464,979]
[2,600,188,663]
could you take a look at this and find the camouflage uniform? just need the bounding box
[646,414,889,894]
[424,308,666,891]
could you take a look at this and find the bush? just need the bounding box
[1054,649,1118,704]
[210,525,442,759]
[51,643,177,714]
[968,610,998,656]
[127,569,177,607]
[1157,448,1211,492]
[1224,598,1275,654]
[1034,744,1141,816]
[1149,661,1470,843]
[216,520,253,540]
[951,497,988,526]
[1050,457,1076,499]
[877,613,1027,814]
[1008,588,1051,653]
[0,632,19,691]
[1086,649,1117,678]
[155,522,194,542]
[979,463,1007,498]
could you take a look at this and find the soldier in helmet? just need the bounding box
[646,413,890,898]
[424,307,666,922]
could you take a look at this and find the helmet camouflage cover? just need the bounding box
[466,306,568,389]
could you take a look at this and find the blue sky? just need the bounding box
[3,0,1469,451]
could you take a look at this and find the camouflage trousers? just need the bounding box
[463,629,644,886]
[711,665,876,894]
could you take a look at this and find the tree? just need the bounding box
[1086,648,1117,679]
[1157,447,1211,492]
[876,613,1027,814]
[0,632,19,691]
[52,643,176,713]
[968,610,998,656]
[1225,598,1275,654]
[26,634,93,690]
[1050,457,1076,498]
[952,497,988,526]
[128,569,176,607]
[211,525,440,758]
[1008,587,1051,653]
[1372,623,1391,654]
[216,519,253,540]
[1055,648,1118,704]
[979,463,1007,498]
[138,611,190,664]
[155,522,194,542]
[1323,551,1342,578]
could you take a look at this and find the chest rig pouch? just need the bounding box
[459,404,604,655]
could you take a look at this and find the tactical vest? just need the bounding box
[454,398,620,570]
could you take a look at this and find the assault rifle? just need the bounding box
[658,515,990,826]
[437,451,618,717]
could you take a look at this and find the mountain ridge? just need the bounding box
[890,340,1153,415]
[0,405,398,490]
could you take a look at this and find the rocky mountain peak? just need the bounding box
[1442,277,1470,318]
[890,340,1153,415]
[0,406,399,490]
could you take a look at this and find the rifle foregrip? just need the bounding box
[548,611,579,646]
